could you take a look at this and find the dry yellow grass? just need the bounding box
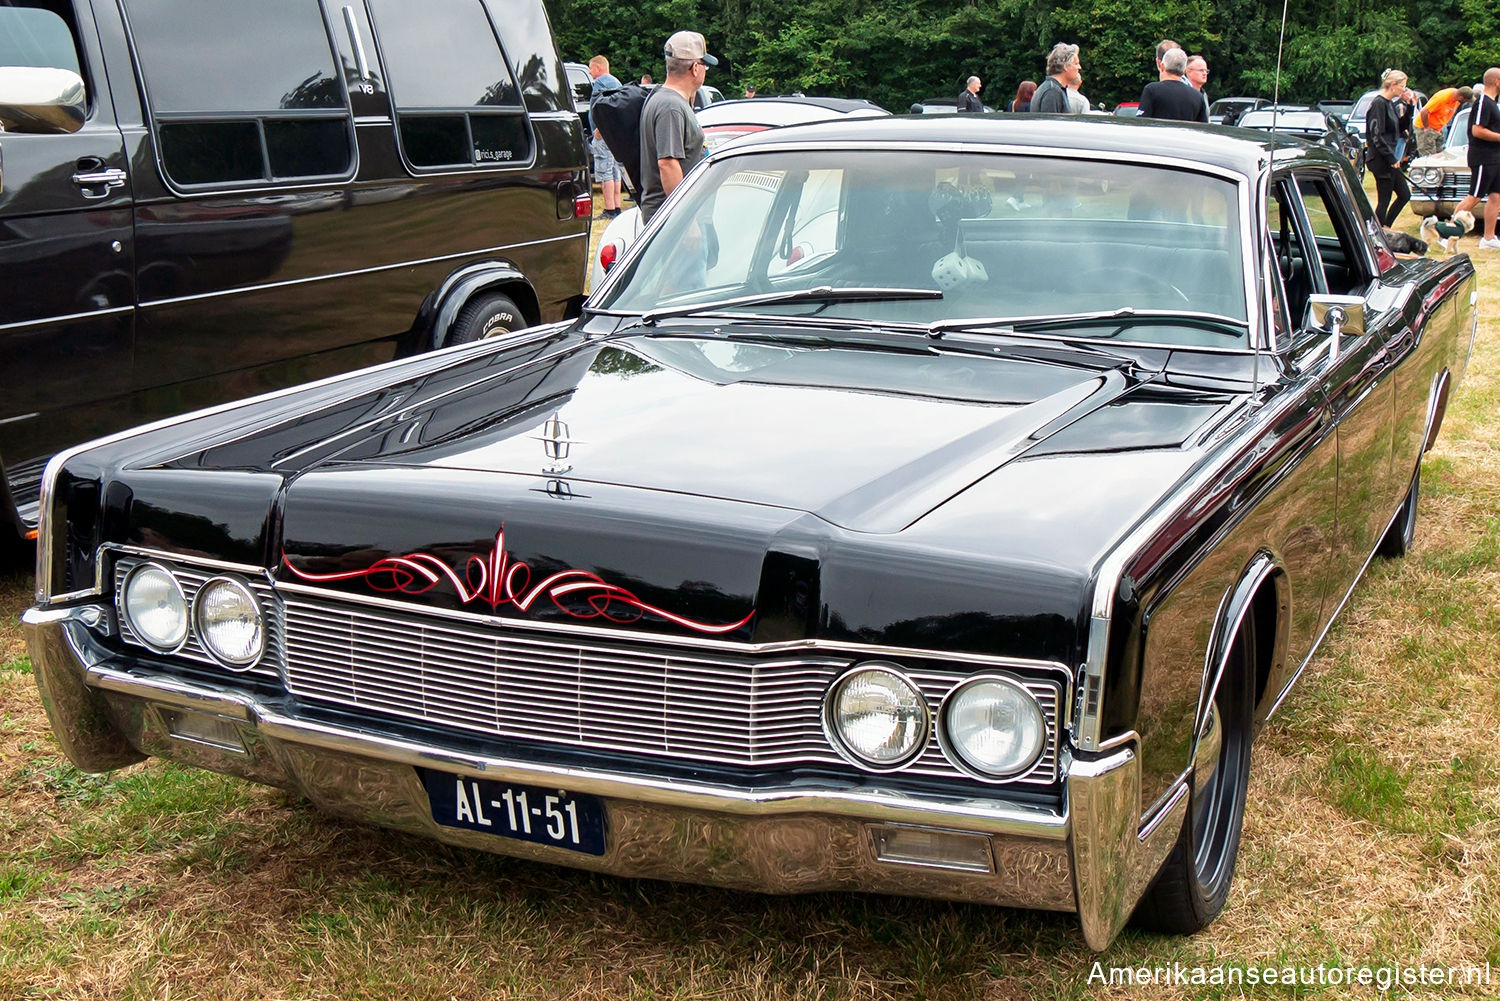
[2,209,1498,1000]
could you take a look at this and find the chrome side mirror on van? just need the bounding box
[0,66,86,135]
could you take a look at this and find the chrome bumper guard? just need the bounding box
[25,604,1184,949]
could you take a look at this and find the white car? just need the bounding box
[589,97,890,290]
[1408,106,1473,219]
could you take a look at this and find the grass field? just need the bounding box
[2,207,1497,999]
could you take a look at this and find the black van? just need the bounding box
[0,0,591,546]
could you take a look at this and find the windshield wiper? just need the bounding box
[928,307,1250,339]
[639,286,942,326]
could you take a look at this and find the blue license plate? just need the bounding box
[420,770,606,856]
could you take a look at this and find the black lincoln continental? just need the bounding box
[24,117,1476,949]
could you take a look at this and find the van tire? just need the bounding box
[445,293,526,347]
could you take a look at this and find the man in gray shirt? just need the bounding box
[1032,43,1082,114]
[639,30,716,223]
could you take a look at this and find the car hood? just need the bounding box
[1410,147,1467,169]
[123,329,1227,654]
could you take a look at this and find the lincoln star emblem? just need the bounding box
[533,414,577,475]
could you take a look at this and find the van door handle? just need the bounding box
[72,167,128,197]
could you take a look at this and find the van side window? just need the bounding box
[120,0,355,187]
[367,0,533,170]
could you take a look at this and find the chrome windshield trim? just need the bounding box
[595,137,1263,349]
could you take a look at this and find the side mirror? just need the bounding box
[0,66,86,134]
[1306,294,1365,336]
[1304,294,1366,362]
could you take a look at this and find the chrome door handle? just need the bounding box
[72,167,128,196]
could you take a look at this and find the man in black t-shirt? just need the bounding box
[958,76,984,113]
[1138,48,1208,123]
[1448,68,1500,249]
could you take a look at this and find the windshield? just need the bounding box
[595,149,1249,346]
[1447,108,1470,151]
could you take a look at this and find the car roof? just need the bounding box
[720,114,1283,176]
[697,96,890,127]
[1238,110,1327,130]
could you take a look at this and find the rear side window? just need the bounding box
[367,0,532,170]
[121,0,355,187]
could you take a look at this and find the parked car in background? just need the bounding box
[911,97,999,114]
[1235,108,1365,177]
[27,115,1475,953]
[1208,96,1267,125]
[698,96,890,150]
[1316,98,1355,124]
[1408,106,1472,219]
[1113,101,1141,117]
[0,0,590,550]
[589,96,891,288]
[1345,88,1381,141]
[565,60,593,132]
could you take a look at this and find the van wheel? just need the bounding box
[1377,467,1420,558]
[1133,613,1254,934]
[445,293,526,347]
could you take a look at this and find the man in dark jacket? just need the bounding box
[1139,48,1208,122]
[958,76,984,112]
[1032,43,1081,114]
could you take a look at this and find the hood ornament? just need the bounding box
[533,414,580,476]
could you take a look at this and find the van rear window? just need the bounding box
[122,0,344,114]
[368,0,532,169]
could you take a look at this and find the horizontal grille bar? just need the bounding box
[280,594,1062,786]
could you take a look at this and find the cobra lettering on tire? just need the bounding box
[445,292,526,347]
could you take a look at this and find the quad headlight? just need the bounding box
[121,563,189,652]
[824,664,929,768]
[194,576,265,668]
[939,676,1047,778]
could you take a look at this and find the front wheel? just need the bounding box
[1133,615,1255,933]
[444,292,526,348]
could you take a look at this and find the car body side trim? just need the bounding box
[140,234,584,310]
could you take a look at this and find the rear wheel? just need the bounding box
[1377,467,1420,558]
[1133,615,1255,933]
[444,292,526,347]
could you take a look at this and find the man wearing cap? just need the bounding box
[639,30,717,224]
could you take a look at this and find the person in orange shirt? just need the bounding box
[1416,85,1474,155]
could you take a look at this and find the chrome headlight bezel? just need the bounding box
[822,663,931,771]
[937,674,1048,780]
[192,575,265,669]
[121,562,190,653]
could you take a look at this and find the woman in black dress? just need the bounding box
[1366,69,1411,227]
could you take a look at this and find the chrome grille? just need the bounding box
[113,558,283,683]
[281,594,1063,786]
[1411,171,1470,201]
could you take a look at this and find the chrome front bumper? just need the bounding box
[25,603,1184,949]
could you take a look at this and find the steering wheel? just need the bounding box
[1075,265,1191,305]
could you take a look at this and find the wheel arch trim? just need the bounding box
[1197,551,1287,741]
[422,262,540,351]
